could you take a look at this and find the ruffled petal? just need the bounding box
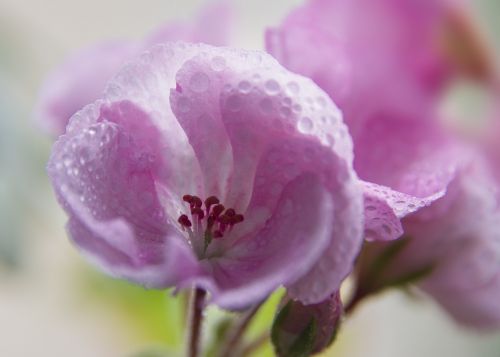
[169,56,233,199]
[48,102,201,287]
[266,0,454,135]
[363,181,445,241]
[104,45,209,203]
[396,160,500,328]
[212,53,362,304]
[202,174,335,310]
[354,115,459,197]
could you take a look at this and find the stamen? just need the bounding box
[204,196,220,215]
[178,214,192,228]
[177,194,245,252]
[211,204,225,218]
[232,214,244,224]
[191,195,202,208]
[224,208,236,217]
[191,207,205,220]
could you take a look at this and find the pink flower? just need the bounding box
[36,1,232,136]
[47,42,364,309]
[266,0,463,136]
[267,0,500,328]
[358,114,463,241]
[390,157,500,328]
[266,0,467,242]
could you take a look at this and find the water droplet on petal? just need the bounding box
[211,56,226,71]
[298,117,313,133]
[189,72,210,93]
[238,80,251,93]
[264,79,280,95]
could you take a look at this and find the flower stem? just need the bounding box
[219,302,263,357]
[187,287,206,357]
[241,331,270,357]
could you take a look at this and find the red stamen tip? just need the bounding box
[218,215,231,225]
[212,204,225,217]
[225,208,236,217]
[205,196,220,207]
[191,196,202,208]
[191,207,205,220]
[232,214,244,224]
[182,195,193,203]
[178,214,192,228]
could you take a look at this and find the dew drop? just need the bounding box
[238,80,252,93]
[211,56,226,71]
[286,81,300,95]
[298,117,313,133]
[326,134,335,146]
[264,79,280,95]
[189,72,210,93]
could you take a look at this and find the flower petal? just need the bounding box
[169,56,233,199]
[212,54,363,304]
[48,102,201,287]
[362,181,445,241]
[354,115,459,197]
[204,174,335,310]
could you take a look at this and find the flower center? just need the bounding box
[177,194,245,254]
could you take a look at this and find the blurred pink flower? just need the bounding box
[358,114,464,241]
[36,1,232,136]
[47,43,364,309]
[394,156,500,328]
[266,0,469,242]
[266,0,464,136]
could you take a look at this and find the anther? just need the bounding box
[204,196,220,213]
[211,204,225,218]
[191,196,202,208]
[232,214,244,224]
[191,207,205,220]
[178,194,245,246]
[178,214,192,228]
[218,215,232,225]
[224,208,236,217]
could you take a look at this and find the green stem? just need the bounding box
[187,288,206,357]
[241,332,270,357]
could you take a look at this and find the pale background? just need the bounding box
[0,0,499,356]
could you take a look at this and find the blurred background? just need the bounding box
[0,0,499,356]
